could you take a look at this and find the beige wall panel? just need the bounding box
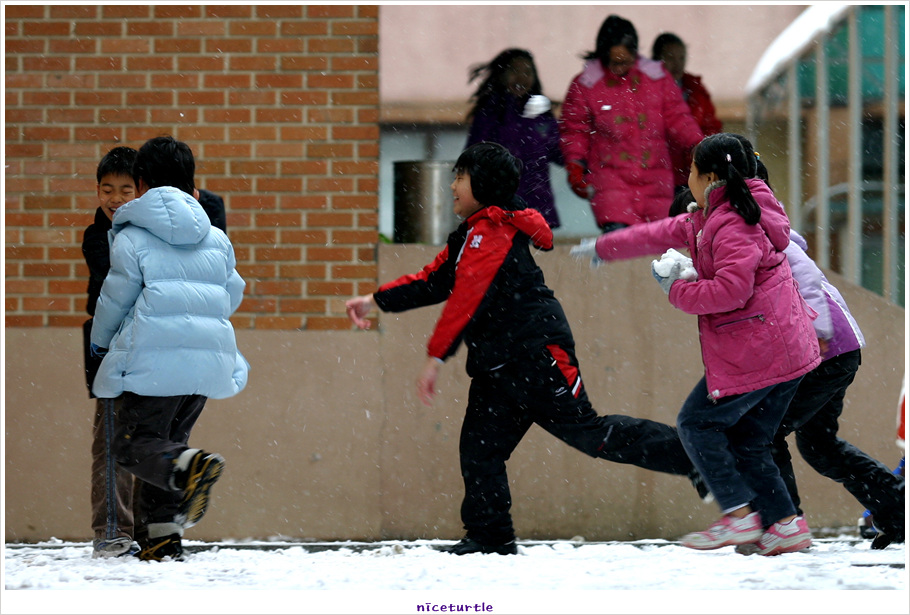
[4,247,904,542]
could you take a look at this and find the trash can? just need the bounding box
[393,160,460,244]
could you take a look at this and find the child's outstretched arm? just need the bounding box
[416,356,442,406]
[345,294,375,330]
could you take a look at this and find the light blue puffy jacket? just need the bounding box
[91,186,249,399]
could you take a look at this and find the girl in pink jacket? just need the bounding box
[559,15,703,232]
[573,133,821,556]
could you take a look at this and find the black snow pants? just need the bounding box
[458,344,694,545]
[771,349,905,537]
[112,392,207,526]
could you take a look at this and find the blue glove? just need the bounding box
[651,260,682,295]
[89,343,108,359]
[570,237,603,269]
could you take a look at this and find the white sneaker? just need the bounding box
[680,512,764,550]
[92,537,137,558]
[736,516,812,556]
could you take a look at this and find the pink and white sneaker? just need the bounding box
[736,516,812,556]
[680,512,764,550]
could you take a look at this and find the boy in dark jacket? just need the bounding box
[82,146,140,558]
[346,142,698,555]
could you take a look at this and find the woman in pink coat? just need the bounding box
[572,133,821,556]
[559,15,703,232]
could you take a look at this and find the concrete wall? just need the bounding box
[5,245,905,543]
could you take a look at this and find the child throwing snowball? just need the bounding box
[571,132,821,556]
[346,142,704,556]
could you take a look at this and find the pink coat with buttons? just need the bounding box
[594,179,821,399]
[559,58,703,227]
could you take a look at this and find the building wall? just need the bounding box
[5,246,905,542]
[379,4,809,122]
[4,4,380,331]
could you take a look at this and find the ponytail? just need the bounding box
[692,134,761,225]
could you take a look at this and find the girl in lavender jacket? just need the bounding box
[572,133,821,556]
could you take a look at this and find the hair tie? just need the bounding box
[725,154,732,163]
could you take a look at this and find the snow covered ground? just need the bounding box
[3,535,907,614]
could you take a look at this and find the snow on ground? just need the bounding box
[3,536,907,614]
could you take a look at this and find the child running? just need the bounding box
[572,132,821,555]
[346,142,701,556]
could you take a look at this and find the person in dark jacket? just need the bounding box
[465,48,564,228]
[346,142,699,556]
[82,146,140,559]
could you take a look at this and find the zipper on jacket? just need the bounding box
[716,314,765,329]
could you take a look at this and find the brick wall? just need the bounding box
[4,4,380,330]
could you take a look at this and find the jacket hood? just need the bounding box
[706,179,791,252]
[470,204,553,250]
[790,229,809,251]
[578,57,666,88]
[112,186,211,246]
[750,179,792,251]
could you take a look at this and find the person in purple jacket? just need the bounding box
[751,157,905,552]
[572,133,821,555]
[465,48,564,228]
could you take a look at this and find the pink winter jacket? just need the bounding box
[594,179,821,399]
[559,58,703,227]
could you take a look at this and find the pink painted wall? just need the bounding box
[380,4,808,105]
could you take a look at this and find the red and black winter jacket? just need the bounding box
[374,201,575,377]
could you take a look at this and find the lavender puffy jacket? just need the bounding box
[594,179,820,398]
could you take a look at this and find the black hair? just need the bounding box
[585,15,638,64]
[96,146,137,183]
[132,135,196,196]
[453,142,521,208]
[466,48,542,121]
[691,133,761,225]
[669,187,696,217]
[651,32,684,61]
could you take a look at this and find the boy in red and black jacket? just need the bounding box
[347,142,697,555]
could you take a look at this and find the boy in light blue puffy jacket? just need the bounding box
[91,136,249,561]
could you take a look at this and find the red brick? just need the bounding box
[101,39,151,54]
[47,39,94,54]
[278,196,325,211]
[206,6,253,18]
[126,21,174,36]
[22,21,71,37]
[257,5,305,18]
[307,5,355,18]
[308,247,354,262]
[279,298,326,313]
[308,38,356,54]
[280,90,329,106]
[307,282,355,297]
[257,38,304,54]
[6,315,44,327]
[205,38,253,54]
[229,20,277,36]
[256,280,302,296]
[305,317,352,331]
[73,22,123,37]
[104,5,153,19]
[282,229,328,244]
[154,6,202,18]
[279,21,328,36]
[257,247,303,262]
